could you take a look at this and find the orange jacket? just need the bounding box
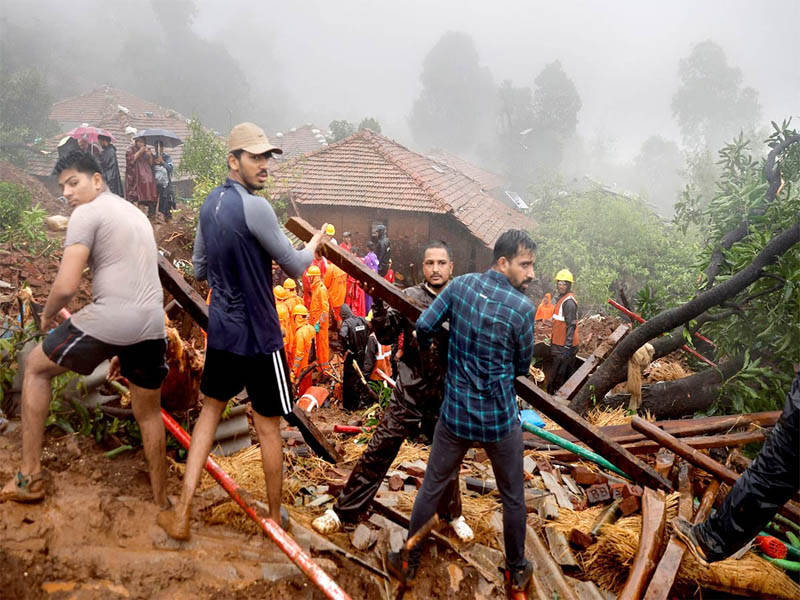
[309,281,330,328]
[285,293,302,316]
[276,299,294,358]
[303,257,328,306]
[292,322,316,377]
[368,333,393,381]
[324,263,348,308]
[552,292,580,347]
[535,293,554,321]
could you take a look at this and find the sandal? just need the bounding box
[0,471,46,503]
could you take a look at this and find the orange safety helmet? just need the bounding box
[273,285,288,300]
[284,278,297,290]
[306,265,321,277]
[292,304,309,317]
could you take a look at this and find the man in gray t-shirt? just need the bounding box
[1,152,169,507]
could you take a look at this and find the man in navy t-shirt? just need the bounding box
[158,122,327,540]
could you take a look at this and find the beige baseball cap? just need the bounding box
[228,122,283,155]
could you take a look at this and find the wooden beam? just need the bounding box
[643,462,693,600]
[515,377,673,491]
[157,254,341,464]
[525,525,579,600]
[285,216,425,322]
[618,488,667,600]
[554,324,629,402]
[530,429,767,462]
[693,479,721,524]
[631,416,800,523]
[544,526,579,570]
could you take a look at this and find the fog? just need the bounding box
[2,0,798,212]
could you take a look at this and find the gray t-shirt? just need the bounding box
[66,191,165,345]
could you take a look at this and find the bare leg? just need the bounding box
[129,383,167,507]
[252,413,284,524]
[157,395,225,540]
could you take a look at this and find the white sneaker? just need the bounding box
[312,508,342,535]
[450,515,474,543]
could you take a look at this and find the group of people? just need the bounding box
[4,119,797,598]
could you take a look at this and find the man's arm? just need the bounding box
[563,297,578,351]
[515,309,535,376]
[192,223,207,281]
[41,244,89,330]
[415,283,453,350]
[241,194,323,279]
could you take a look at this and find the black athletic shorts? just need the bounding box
[42,319,168,390]
[200,348,295,418]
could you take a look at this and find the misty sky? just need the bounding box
[199,0,799,159]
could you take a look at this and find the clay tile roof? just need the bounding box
[273,125,328,161]
[28,86,198,181]
[426,148,506,192]
[273,130,535,248]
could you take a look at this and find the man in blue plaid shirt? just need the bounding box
[388,229,537,594]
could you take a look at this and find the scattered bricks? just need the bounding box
[622,484,643,498]
[610,482,625,499]
[586,483,611,505]
[351,523,377,551]
[405,465,426,478]
[568,528,595,550]
[405,476,423,489]
[388,474,404,491]
[618,495,641,516]
[569,496,588,511]
[571,465,608,486]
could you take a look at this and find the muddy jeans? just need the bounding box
[408,419,526,569]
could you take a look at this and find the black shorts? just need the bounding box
[42,319,168,390]
[200,348,295,418]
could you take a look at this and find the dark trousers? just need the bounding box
[695,371,800,561]
[548,345,578,394]
[407,420,526,569]
[334,379,461,522]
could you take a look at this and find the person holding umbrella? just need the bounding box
[125,136,157,218]
[98,135,123,197]
[137,129,182,222]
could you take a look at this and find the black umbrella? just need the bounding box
[134,129,182,148]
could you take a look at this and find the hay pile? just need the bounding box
[647,359,691,383]
[550,499,800,599]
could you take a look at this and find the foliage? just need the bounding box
[0,182,31,235]
[672,40,761,151]
[528,181,699,312]
[678,122,800,413]
[0,67,55,166]
[358,117,382,134]
[408,31,495,153]
[328,120,355,142]
[0,183,57,255]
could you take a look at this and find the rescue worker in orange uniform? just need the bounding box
[274,285,293,361]
[283,278,302,315]
[535,292,554,321]
[548,269,580,394]
[306,264,331,373]
[302,253,328,307]
[324,261,348,326]
[365,331,393,384]
[291,304,316,395]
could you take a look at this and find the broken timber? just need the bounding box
[525,525,579,600]
[515,378,673,491]
[617,487,667,600]
[157,254,342,464]
[643,462,693,600]
[631,416,800,523]
[554,324,629,402]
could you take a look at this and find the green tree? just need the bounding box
[0,68,54,165]
[672,40,761,151]
[632,135,684,217]
[408,31,495,153]
[357,117,382,133]
[328,120,356,142]
[528,60,582,177]
[495,80,535,186]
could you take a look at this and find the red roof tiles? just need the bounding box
[273,130,534,248]
[273,125,328,161]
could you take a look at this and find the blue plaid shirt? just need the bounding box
[416,269,535,442]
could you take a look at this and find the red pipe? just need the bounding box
[607,299,717,368]
[57,307,350,600]
[333,425,374,434]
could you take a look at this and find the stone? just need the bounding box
[586,483,611,505]
[351,523,377,551]
[308,494,333,507]
[388,474,404,491]
[45,215,69,232]
[618,495,641,516]
[571,465,608,486]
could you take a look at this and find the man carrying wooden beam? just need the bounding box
[673,369,800,565]
[389,230,537,593]
[157,122,327,540]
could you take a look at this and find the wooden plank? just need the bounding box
[618,488,667,600]
[693,479,721,524]
[515,377,673,491]
[643,462,693,600]
[535,429,767,461]
[541,471,574,509]
[631,416,800,523]
[554,324,629,402]
[525,525,579,600]
[532,411,780,447]
[566,577,606,600]
[545,526,579,570]
[655,448,675,478]
[157,255,341,464]
[286,217,425,322]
